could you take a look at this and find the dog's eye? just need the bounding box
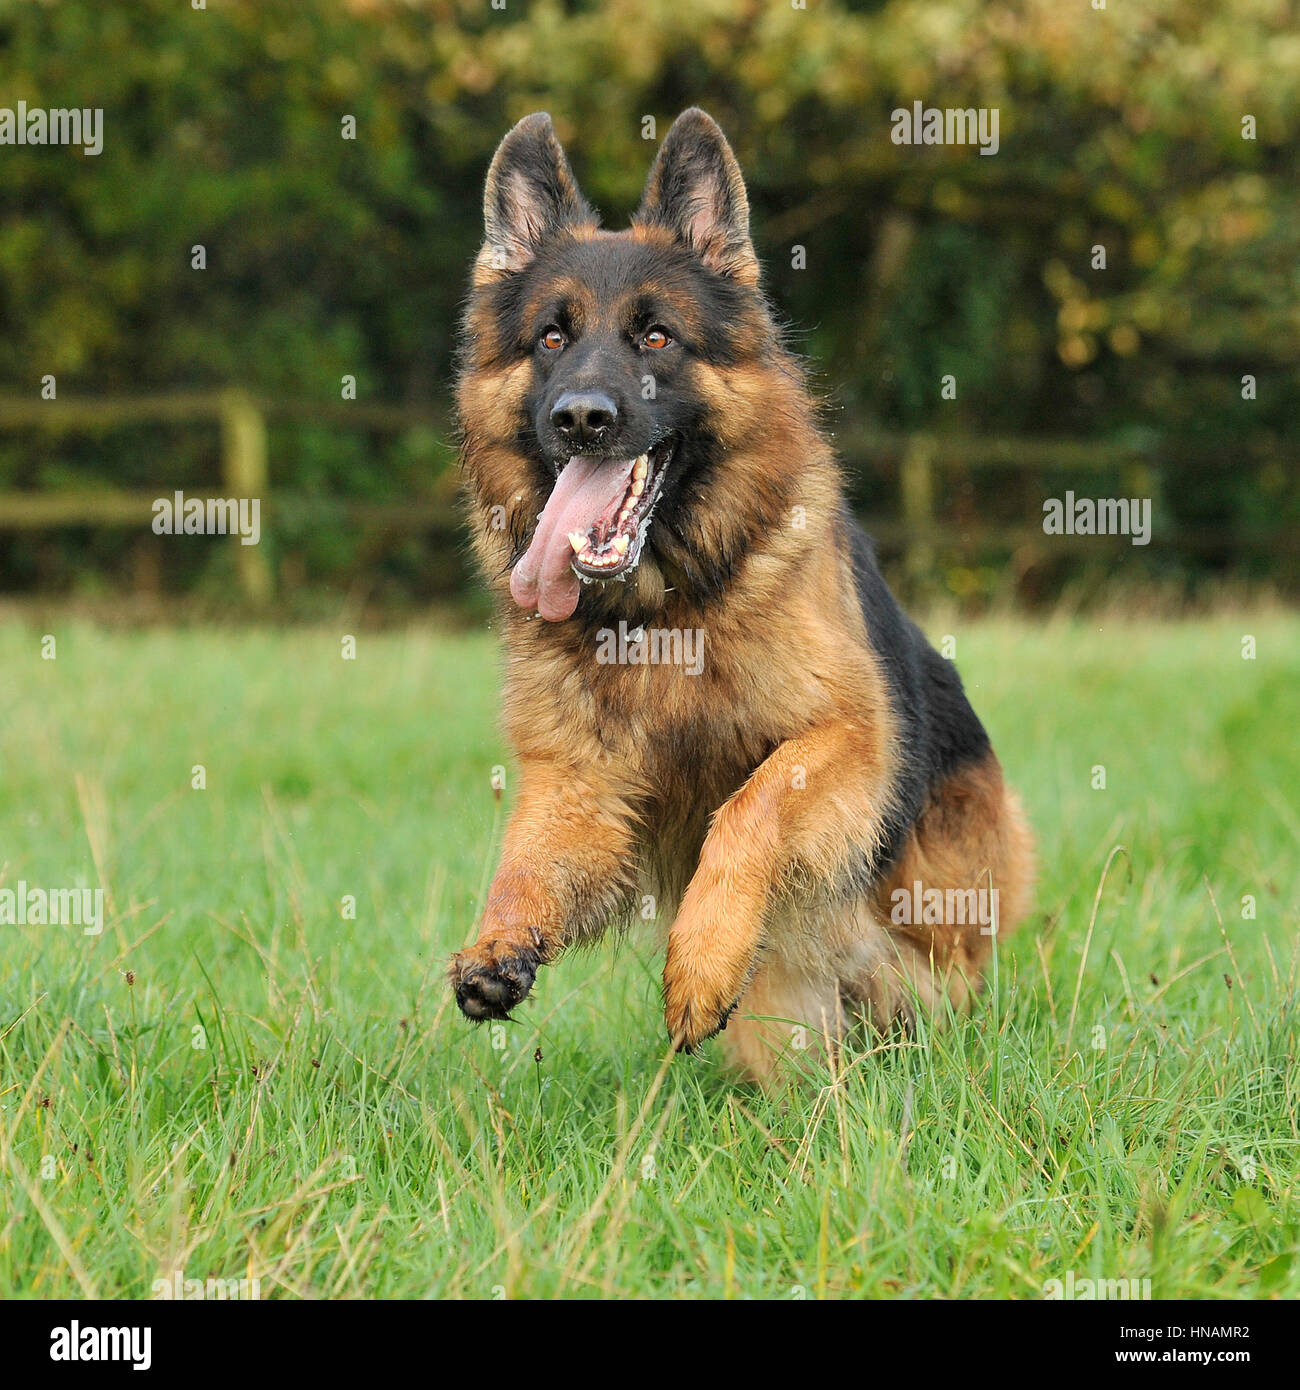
[643,327,672,350]
[540,327,566,351]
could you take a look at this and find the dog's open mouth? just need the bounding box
[570,440,671,580]
[509,439,672,621]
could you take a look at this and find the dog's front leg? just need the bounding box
[449,758,640,1022]
[663,721,890,1051]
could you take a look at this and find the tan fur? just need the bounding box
[720,752,1035,1082]
[451,223,1035,1084]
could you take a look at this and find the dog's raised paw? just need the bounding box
[449,942,538,1022]
[667,995,741,1054]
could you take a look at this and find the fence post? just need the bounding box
[220,388,273,605]
[901,434,936,586]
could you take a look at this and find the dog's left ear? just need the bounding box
[634,109,759,284]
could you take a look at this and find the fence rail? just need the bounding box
[0,392,1284,602]
[0,390,460,603]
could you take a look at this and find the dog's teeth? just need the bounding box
[568,531,586,553]
[630,478,643,498]
[633,455,648,481]
[612,535,629,555]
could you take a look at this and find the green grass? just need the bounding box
[0,610,1297,1300]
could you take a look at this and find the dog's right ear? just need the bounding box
[474,113,595,284]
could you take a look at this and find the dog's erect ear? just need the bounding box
[475,113,595,283]
[634,108,758,284]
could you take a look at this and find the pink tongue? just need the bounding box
[510,455,636,621]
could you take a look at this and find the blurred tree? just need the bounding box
[0,0,1294,599]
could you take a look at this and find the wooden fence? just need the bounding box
[0,392,1283,601]
[0,390,456,603]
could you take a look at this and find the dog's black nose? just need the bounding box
[550,391,618,448]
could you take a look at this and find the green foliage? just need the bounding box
[0,0,1296,596]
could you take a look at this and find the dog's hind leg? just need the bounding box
[837,915,968,1034]
[870,750,1035,1010]
[719,957,846,1086]
[715,899,887,1084]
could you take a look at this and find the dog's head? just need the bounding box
[459,109,809,624]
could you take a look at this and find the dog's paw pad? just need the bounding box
[450,947,538,1022]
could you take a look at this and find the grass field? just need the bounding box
[0,610,1297,1300]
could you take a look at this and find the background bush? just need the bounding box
[0,0,1295,603]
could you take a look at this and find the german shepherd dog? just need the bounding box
[450,108,1034,1083]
